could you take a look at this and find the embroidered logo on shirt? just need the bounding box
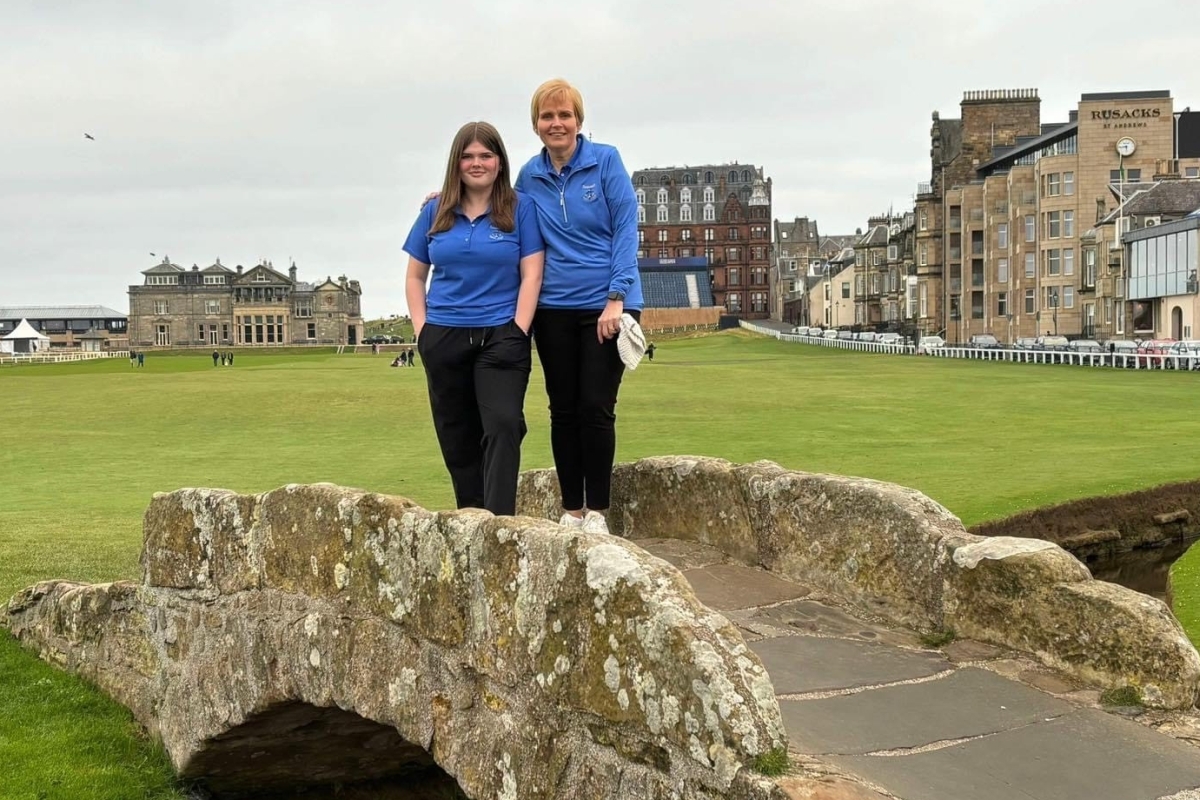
[488,226,507,240]
[582,184,598,202]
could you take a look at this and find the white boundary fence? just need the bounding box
[0,350,130,366]
[738,321,1200,371]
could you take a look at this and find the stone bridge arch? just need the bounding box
[6,485,786,799]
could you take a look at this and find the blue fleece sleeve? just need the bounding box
[601,147,639,296]
[516,194,544,257]
[514,163,529,193]
[402,200,436,264]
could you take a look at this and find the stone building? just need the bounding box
[807,248,857,329]
[128,258,363,348]
[918,88,1200,344]
[774,217,820,325]
[632,163,773,319]
[1088,179,1200,340]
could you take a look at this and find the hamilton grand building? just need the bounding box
[128,258,364,348]
[913,89,1200,343]
[631,163,773,319]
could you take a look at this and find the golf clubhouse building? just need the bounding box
[128,258,364,348]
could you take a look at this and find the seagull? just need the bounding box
[149,252,156,257]
[83,133,95,140]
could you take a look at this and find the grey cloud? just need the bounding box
[3,0,1199,318]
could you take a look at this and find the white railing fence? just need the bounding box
[0,350,130,366]
[738,321,1200,371]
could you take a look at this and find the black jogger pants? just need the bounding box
[417,321,531,516]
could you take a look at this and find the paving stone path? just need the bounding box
[639,538,1200,800]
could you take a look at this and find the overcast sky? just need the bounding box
[4,0,1199,319]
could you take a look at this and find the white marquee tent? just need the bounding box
[1,318,51,354]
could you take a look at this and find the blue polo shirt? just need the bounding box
[403,193,544,327]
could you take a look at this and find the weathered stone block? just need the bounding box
[6,483,788,799]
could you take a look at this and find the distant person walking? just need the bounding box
[404,121,544,516]
[646,342,656,362]
[129,350,137,367]
[137,352,145,368]
[407,348,415,367]
[212,350,220,366]
[227,352,234,366]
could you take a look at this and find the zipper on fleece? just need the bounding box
[535,172,570,225]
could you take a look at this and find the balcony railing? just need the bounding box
[917,182,933,196]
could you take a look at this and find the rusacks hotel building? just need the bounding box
[128,258,364,348]
[631,164,773,319]
[912,88,1200,344]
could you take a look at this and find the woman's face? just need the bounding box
[459,140,500,191]
[536,98,579,151]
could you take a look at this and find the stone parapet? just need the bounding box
[6,484,788,799]
[518,457,1200,709]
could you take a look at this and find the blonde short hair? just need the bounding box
[530,78,585,128]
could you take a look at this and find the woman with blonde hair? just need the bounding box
[515,79,644,535]
[403,121,544,515]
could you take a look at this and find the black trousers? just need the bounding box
[418,321,531,515]
[531,308,638,512]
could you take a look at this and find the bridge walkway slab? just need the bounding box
[639,538,1200,800]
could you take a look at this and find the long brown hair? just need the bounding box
[430,121,516,234]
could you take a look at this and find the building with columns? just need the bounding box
[128,257,364,348]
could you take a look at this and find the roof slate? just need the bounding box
[0,305,126,320]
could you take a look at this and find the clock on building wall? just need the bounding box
[1116,137,1137,157]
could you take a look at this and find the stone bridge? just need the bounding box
[7,456,1200,799]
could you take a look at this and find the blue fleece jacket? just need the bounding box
[515,136,643,311]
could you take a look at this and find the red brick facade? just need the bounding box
[632,166,773,319]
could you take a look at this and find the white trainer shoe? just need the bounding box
[559,512,585,529]
[581,510,610,536]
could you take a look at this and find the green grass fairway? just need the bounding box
[3,331,1200,795]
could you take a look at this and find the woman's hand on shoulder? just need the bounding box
[421,191,440,208]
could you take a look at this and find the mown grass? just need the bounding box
[3,331,1200,795]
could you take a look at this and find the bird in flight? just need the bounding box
[84,133,95,140]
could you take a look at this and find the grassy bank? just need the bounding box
[4,331,1200,794]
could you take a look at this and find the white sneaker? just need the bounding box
[581,510,610,536]
[559,512,585,529]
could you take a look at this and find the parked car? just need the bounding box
[1013,337,1040,350]
[1137,338,1176,368]
[917,335,945,352]
[1036,335,1070,351]
[877,332,903,345]
[1066,339,1104,354]
[968,334,1001,349]
[822,328,839,340]
[836,330,855,340]
[1165,340,1200,369]
[790,326,810,336]
[856,331,878,342]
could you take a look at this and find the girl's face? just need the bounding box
[460,140,500,191]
